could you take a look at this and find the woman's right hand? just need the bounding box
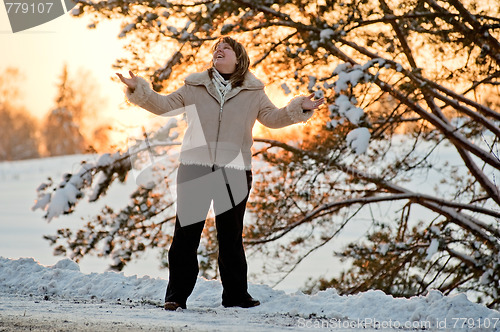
[116,70,137,91]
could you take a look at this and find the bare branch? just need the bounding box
[425,0,500,65]
[253,139,500,240]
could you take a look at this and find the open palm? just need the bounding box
[302,93,325,111]
[116,71,137,90]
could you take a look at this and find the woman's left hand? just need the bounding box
[302,93,325,111]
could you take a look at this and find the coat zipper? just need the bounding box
[213,103,236,208]
[213,103,223,167]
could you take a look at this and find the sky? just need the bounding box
[0,6,291,146]
[0,5,146,132]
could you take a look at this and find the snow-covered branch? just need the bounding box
[33,120,181,222]
[253,138,500,242]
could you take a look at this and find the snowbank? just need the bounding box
[1,257,499,330]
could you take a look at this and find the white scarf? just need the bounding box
[211,69,232,107]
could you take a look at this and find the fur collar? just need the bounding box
[185,70,264,89]
[185,70,264,104]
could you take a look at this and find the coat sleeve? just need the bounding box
[257,91,314,129]
[125,76,186,116]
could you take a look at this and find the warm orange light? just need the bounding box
[252,121,305,141]
[252,84,310,141]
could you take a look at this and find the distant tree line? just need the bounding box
[0,65,110,161]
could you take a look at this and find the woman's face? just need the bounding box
[213,42,237,74]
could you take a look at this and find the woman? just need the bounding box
[117,36,324,310]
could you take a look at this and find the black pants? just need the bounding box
[165,164,253,306]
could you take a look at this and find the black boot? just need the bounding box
[222,296,260,308]
[164,301,186,311]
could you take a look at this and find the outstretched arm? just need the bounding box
[257,92,325,129]
[116,71,186,116]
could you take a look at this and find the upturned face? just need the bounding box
[213,42,237,74]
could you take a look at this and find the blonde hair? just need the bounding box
[209,36,250,87]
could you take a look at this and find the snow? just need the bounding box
[430,225,441,235]
[327,119,339,129]
[31,192,51,211]
[334,94,364,125]
[320,28,335,42]
[153,118,179,141]
[480,269,494,285]
[307,75,317,92]
[280,83,291,95]
[361,58,386,70]
[425,239,440,260]
[346,127,371,154]
[44,183,79,222]
[96,153,114,167]
[333,63,351,75]
[118,23,136,38]
[88,170,109,200]
[378,243,390,255]
[335,69,365,93]
[314,90,324,98]
[146,13,158,22]
[1,257,499,331]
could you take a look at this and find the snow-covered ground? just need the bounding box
[1,155,500,331]
[1,257,500,331]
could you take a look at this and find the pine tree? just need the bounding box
[42,65,110,156]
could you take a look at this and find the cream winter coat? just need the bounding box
[126,69,313,170]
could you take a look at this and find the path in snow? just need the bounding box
[0,294,303,332]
